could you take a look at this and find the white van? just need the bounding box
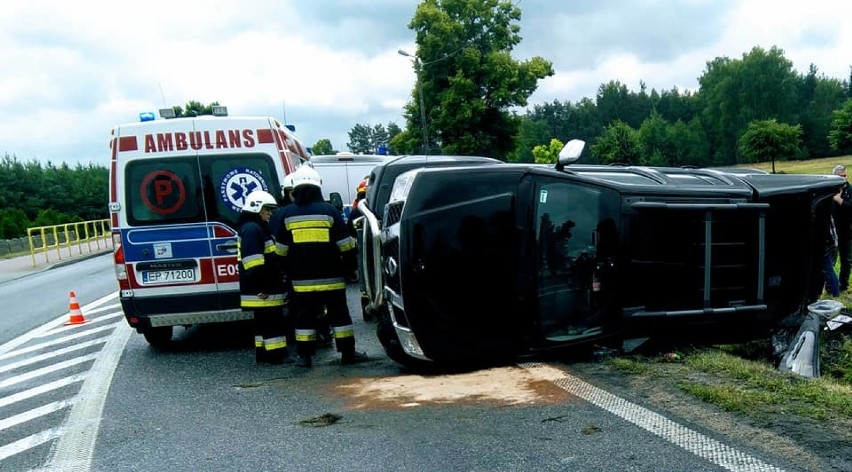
[108,107,311,346]
[309,153,391,219]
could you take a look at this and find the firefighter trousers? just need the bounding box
[250,305,293,361]
[292,289,355,358]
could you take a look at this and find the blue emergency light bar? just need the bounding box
[139,112,156,122]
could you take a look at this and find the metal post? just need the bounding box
[414,59,430,155]
[398,49,430,155]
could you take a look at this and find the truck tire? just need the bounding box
[374,304,435,371]
[143,326,173,348]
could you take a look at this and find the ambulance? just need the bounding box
[108,107,311,346]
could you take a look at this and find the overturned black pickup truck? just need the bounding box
[358,140,844,369]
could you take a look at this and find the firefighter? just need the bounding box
[238,190,291,364]
[274,165,368,367]
[271,173,332,348]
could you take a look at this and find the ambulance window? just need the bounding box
[126,160,203,226]
[201,154,282,229]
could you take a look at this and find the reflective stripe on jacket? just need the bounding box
[238,218,286,307]
[272,200,356,292]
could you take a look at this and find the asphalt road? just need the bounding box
[0,254,804,471]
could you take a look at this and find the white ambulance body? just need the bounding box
[108,110,310,346]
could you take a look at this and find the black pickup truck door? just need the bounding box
[530,176,621,342]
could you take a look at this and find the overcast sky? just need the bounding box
[1,0,849,166]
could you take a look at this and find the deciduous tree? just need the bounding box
[406,0,553,159]
[738,119,802,173]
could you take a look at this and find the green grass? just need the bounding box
[609,345,852,423]
[741,155,850,175]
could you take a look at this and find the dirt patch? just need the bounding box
[335,365,575,409]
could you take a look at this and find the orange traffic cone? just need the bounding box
[65,291,89,325]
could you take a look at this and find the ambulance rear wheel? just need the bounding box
[143,326,173,348]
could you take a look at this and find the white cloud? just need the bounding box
[0,0,849,164]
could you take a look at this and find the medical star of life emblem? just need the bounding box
[220,167,268,212]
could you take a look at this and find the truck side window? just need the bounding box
[534,180,616,340]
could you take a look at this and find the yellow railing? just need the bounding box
[27,219,113,267]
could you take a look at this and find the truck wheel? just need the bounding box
[374,305,434,371]
[143,326,173,348]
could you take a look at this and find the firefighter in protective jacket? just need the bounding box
[273,165,368,367]
[238,190,291,364]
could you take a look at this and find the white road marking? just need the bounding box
[0,398,74,430]
[0,428,65,461]
[0,374,86,408]
[0,325,116,362]
[0,354,98,389]
[0,291,122,467]
[42,322,133,471]
[0,338,109,374]
[519,363,784,472]
[40,311,123,337]
[0,292,118,357]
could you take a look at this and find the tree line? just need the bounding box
[6,2,852,238]
[0,155,107,239]
[336,1,852,169]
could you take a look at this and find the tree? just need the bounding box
[386,122,403,154]
[738,119,802,173]
[698,46,800,165]
[311,139,334,156]
[798,64,847,158]
[347,123,398,154]
[347,124,373,154]
[638,111,674,166]
[171,100,221,117]
[828,99,852,155]
[407,0,553,159]
[590,120,643,165]
[669,117,711,167]
[511,116,550,162]
[531,139,564,164]
[371,124,390,153]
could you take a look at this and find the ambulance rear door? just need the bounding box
[193,117,291,311]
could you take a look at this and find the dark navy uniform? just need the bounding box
[274,183,362,366]
[238,210,290,363]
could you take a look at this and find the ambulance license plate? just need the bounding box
[141,268,198,284]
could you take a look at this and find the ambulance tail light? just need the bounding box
[113,241,129,284]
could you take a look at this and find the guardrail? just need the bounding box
[26,219,113,267]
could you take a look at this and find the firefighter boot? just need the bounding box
[341,351,369,365]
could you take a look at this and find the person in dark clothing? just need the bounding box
[346,177,368,239]
[238,190,292,364]
[823,212,841,298]
[271,173,333,348]
[273,165,368,367]
[831,164,852,291]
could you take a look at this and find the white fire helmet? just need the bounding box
[291,165,322,189]
[242,190,277,214]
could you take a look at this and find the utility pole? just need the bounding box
[398,49,430,155]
